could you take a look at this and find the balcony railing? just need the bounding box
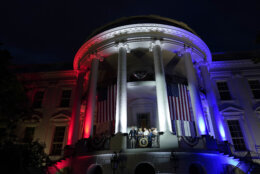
[127,135,160,149]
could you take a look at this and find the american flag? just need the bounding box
[167,83,192,121]
[167,83,194,136]
[96,84,117,123]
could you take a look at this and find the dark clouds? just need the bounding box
[0,0,259,64]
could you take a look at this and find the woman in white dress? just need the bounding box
[143,128,149,136]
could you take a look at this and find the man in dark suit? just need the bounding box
[129,126,137,148]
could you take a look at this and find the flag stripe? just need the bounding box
[184,85,190,121]
[96,84,117,123]
[167,84,194,136]
[167,83,193,122]
[178,84,184,121]
[172,97,177,120]
[181,85,187,121]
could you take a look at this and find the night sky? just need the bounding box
[0,0,259,64]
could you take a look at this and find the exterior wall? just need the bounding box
[16,70,78,158]
[13,59,260,158]
[209,59,260,152]
[12,58,260,161]
[68,152,245,174]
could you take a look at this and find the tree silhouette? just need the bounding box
[0,43,31,141]
[0,44,48,173]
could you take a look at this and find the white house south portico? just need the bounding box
[72,21,213,140]
[44,16,260,174]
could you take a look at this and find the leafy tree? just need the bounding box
[0,44,49,173]
[0,43,31,141]
[0,140,47,174]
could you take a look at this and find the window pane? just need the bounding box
[227,120,246,151]
[217,82,232,100]
[248,80,260,99]
[60,90,71,107]
[53,127,66,142]
[51,144,63,156]
[33,91,44,108]
[51,126,65,155]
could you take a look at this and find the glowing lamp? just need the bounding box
[198,116,207,135]
[218,124,226,141]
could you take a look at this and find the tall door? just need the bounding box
[137,113,150,129]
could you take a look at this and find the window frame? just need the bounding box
[248,79,260,99]
[216,81,232,101]
[227,120,247,151]
[49,114,70,156]
[50,126,66,156]
[59,89,72,108]
[32,90,45,108]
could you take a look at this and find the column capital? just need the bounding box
[195,61,209,70]
[149,40,162,52]
[177,45,193,56]
[117,42,130,53]
[75,69,86,78]
[90,53,104,62]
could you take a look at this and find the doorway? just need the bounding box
[137,113,150,129]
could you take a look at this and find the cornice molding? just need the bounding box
[210,59,259,69]
[17,70,77,81]
[74,23,211,70]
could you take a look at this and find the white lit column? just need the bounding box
[83,57,99,138]
[200,64,227,140]
[183,51,207,136]
[152,41,172,132]
[115,44,128,133]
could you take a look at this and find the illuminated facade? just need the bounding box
[13,16,260,173]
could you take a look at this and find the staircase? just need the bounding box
[46,157,71,174]
[217,141,260,174]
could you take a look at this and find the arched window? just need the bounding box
[189,163,206,174]
[86,164,103,174]
[135,163,155,174]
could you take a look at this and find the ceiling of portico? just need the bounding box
[97,48,187,87]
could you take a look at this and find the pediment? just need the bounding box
[220,106,244,116]
[51,110,71,117]
[255,106,260,118]
[253,102,260,114]
[50,110,71,122]
[50,114,70,122]
[22,112,42,123]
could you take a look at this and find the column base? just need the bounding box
[159,131,178,149]
[110,133,127,151]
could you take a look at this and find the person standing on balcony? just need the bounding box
[129,126,137,148]
[143,128,149,136]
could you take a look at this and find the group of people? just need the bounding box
[128,127,158,148]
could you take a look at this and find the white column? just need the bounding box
[67,71,85,145]
[200,64,227,140]
[115,44,127,133]
[183,51,207,136]
[83,57,99,138]
[152,41,172,132]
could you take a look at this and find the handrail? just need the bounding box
[217,141,260,160]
